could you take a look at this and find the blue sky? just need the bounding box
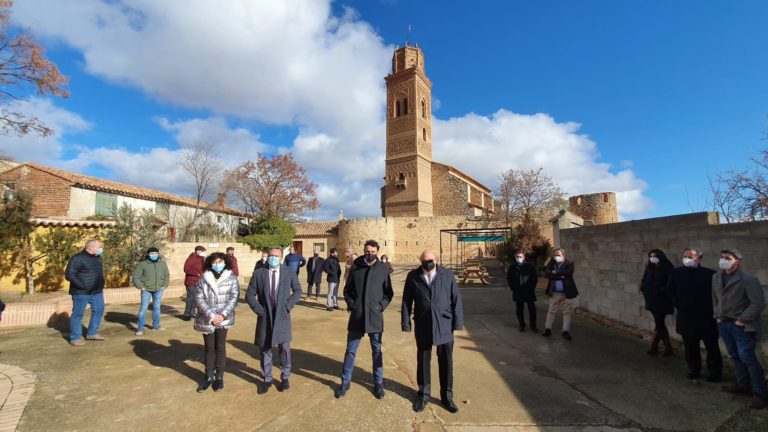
[3,0,767,221]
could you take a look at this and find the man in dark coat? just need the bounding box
[226,247,239,277]
[543,248,579,340]
[246,246,302,394]
[323,248,342,311]
[65,239,107,346]
[402,250,464,413]
[254,251,268,270]
[306,251,325,300]
[182,245,206,320]
[667,247,722,381]
[507,250,539,332]
[335,239,394,400]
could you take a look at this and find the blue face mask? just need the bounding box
[212,263,225,273]
[515,257,524,264]
[95,247,104,256]
[268,256,281,268]
[149,254,159,261]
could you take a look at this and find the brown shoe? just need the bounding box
[70,339,85,346]
[86,335,105,341]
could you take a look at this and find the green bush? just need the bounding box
[240,217,295,250]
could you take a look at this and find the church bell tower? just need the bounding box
[381,43,434,217]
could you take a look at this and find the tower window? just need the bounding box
[398,173,405,181]
[422,128,426,141]
[395,100,401,117]
[403,98,408,115]
[603,193,609,203]
[421,100,426,117]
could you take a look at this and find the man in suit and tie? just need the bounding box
[306,250,325,300]
[402,250,464,413]
[246,246,302,394]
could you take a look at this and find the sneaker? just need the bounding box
[135,331,144,336]
[373,383,385,399]
[86,334,105,341]
[153,327,167,332]
[69,339,85,346]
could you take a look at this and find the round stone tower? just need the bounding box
[568,192,618,225]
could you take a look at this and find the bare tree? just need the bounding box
[0,2,69,137]
[494,167,565,225]
[709,149,768,222]
[179,140,222,237]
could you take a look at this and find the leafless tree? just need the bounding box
[709,149,768,222]
[179,140,222,238]
[494,167,565,225]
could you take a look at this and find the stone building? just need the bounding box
[568,192,618,225]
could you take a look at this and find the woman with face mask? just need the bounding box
[640,249,674,355]
[132,247,170,335]
[193,252,240,393]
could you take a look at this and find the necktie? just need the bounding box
[271,270,277,309]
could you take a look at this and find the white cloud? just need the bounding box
[432,110,654,219]
[0,97,91,163]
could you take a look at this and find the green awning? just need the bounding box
[457,235,505,242]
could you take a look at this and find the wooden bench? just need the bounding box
[460,265,488,284]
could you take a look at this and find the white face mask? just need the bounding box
[649,257,660,265]
[197,251,205,257]
[554,255,564,263]
[718,258,734,270]
[682,257,696,267]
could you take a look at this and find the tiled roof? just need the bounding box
[432,162,492,193]
[31,218,117,228]
[19,163,248,218]
[293,221,339,237]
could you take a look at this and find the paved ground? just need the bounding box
[2,263,768,432]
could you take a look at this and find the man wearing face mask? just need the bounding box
[542,248,579,340]
[132,247,170,335]
[246,246,302,394]
[508,250,539,333]
[712,249,767,409]
[183,245,207,321]
[335,239,394,400]
[306,250,325,300]
[667,247,722,381]
[65,239,107,346]
[226,247,239,278]
[402,250,464,413]
[323,248,342,311]
[255,252,269,270]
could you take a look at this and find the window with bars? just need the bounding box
[155,202,170,220]
[94,192,117,217]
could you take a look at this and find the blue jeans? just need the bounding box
[70,292,105,341]
[341,331,383,385]
[719,320,768,399]
[137,289,164,330]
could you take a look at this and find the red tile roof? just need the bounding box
[293,221,340,237]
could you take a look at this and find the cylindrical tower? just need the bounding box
[568,192,618,225]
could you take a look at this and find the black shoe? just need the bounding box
[334,306,340,310]
[722,384,753,396]
[706,375,722,383]
[518,325,525,332]
[687,372,701,380]
[213,378,224,392]
[278,379,290,392]
[196,376,213,393]
[373,383,385,399]
[562,331,572,341]
[335,382,350,398]
[413,397,427,412]
[442,399,459,413]
[258,381,272,395]
[182,315,192,321]
[749,397,768,410]
[542,329,552,337]
[326,307,333,311]
[530,326,539,332]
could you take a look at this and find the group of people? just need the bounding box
[505,245,768,410]
[62,238,465,413]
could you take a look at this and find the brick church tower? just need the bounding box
[381,44,434,217]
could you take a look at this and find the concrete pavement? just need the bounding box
[1,263,767,431]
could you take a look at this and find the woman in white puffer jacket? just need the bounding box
[193,252,240,393]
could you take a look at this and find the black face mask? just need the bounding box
[365,252,377,263]
[421,260,435,271]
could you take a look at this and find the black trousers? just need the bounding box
[417,340,454,401]
[515,301,537,328]
[203,328,228,374]
[682,334,722,378]
[651,310,669,338]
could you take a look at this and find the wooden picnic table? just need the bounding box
[460,265,488,284]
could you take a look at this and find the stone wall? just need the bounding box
[431,164,470,217]
[338,217,396,258]
[163,242,265,284]
[568,192,618,225]
[559,212,768,350]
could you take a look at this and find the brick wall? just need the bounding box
[0,166,71,217]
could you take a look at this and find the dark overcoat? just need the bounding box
[306,256,325,284]
[666,265,717,338]
[343,255,394,333]
[544,260,579,299]
[323,256,341,283]
[640,262,674,315]
[245,265,302,348]
[507,262,538,303]
[401,266,464,346]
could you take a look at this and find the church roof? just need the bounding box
[292,221,339,237]
[432,162,492,194]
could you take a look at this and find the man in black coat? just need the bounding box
[667,247,722,381]
[323,248,342,311]
[402,250,464,413]
[65,239,107,346]
[508,250,539,332]
[246,246,303,394]
[543,248,579,340]
[335,239,394,400]
[306,251,325,300]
